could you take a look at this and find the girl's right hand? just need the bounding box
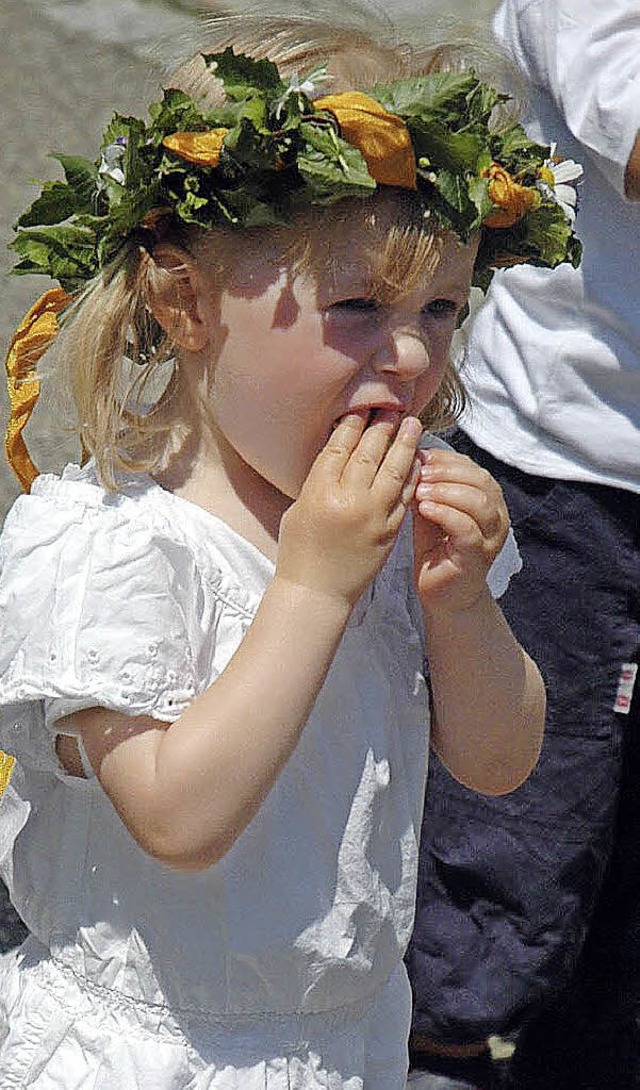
[276,411,422,607]
[66,412,423,871]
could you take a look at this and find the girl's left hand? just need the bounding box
[413,448,510,615]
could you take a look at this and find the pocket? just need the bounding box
[450,430,570,533]
[500,475,577,538]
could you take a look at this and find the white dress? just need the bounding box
[0,461,519,1089]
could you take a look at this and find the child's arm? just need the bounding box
[413,448,545,796]
[67,413,423,870]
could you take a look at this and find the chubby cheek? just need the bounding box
[210,378,322,497]
[414,347,452,417]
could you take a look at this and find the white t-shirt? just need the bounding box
[461,0,640,493]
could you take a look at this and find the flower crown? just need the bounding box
[5,48,582,492]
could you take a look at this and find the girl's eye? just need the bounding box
[331,297,379,313]
[424,298,459,318]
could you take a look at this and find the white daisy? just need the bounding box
[275,67,329,118]
[98,138,127,186]
[538,143,583,224]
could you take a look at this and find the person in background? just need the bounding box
[406,1,640,1088]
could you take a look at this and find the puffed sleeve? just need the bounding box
[496,0,640,194]
[0,474,202,769]
[486,526,522,598]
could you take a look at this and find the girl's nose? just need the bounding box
[373,329,429,380]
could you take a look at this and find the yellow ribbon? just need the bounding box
[1,289,73,795]
[313,92,417,189]
[4,287,72,492]
[0,750,15,800]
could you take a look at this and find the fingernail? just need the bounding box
[398,416,421,439]
[332,413,362,430]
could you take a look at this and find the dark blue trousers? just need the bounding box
[407,432,640,1088]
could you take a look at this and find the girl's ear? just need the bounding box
[147,244,210,352]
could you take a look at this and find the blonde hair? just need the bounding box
[61,6,496,488]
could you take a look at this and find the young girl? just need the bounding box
[0,11,579,1088]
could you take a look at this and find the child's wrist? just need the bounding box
[269,572,354,626]
[420,581,492,625]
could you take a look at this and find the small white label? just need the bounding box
[614,663,638,714]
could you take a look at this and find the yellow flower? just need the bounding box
[313,92,416,189]
[163,129,230,167]
[483,163,540,228]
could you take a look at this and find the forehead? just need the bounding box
[309,195,479,300]
[203,191,478,300]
